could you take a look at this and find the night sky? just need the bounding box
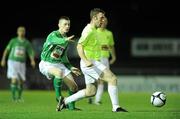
[1,1,179,39]
[0,1,180,69]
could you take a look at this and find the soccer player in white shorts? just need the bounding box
[56,8,127,112]
[88,17,117,105]
[1,26,35,102]
[39,16,81,111]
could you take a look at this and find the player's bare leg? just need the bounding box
[88,82,98,104]
[94,80,104,105]
[101,68,128,112]
[63,74,81,110]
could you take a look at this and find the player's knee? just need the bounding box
[109,75,117,85]
[55,71,62,78]
[86,90,96,97]
[49,68,62,78]
[85,85,96,97]
[11,79,17,84]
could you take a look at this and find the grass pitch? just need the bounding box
[0,90,179,119]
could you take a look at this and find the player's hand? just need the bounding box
[31,60,36,68]
[1,59,6,67]
[85,60,93,67]
[66,35,75,42]
[110,57,116,65]
[71,67,81,76]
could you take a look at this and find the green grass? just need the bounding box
[0,90,180,119]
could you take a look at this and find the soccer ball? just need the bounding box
[151,91,166,107]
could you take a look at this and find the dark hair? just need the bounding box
[59,16,70,23]
[90,8,105,19]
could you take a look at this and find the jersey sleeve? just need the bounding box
[5,39,14,51]
[47,32,67,45]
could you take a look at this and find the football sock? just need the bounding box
[67,90,75,110]
[88,97,93,104]
[65,90,86,105]
[17,84,23,99]
[95,84,104,103]
[10,83,17,101]
[108,85,120,110]
[53,77,62,101]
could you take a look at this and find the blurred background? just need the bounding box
[0,1,180,92]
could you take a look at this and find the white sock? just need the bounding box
[95,84,104,103]
[108,85,120,110]
[64,90,86,105]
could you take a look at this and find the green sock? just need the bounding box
[67,90,75,110]
[10,83,17,101]
[17,84,23,99]
[53,77,62,102]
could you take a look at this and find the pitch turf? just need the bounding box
[0,90,179,119]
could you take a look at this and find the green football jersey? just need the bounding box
[78,24,101,60]
[40,30,73,69]
[6,37,34,62]
[97,28,114,58]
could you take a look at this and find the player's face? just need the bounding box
[101,18,107,28]
[94,12,105,28]
[59,19,70,34]
[17,27,26,37]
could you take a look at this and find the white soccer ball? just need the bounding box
[151,91,166,107]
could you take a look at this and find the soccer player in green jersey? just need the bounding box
[1,26,36,102]
[39,16,81,111]
[57,8,127,112]
[88,17,117,105]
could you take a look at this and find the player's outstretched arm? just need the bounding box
[65,35,75,42]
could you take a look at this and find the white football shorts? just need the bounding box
[39,60,71,80]
[80,60,106,84]
[7,60,26,81]
[100,57,110,69]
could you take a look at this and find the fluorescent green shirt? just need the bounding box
[97,28,114,58]
[78,24,101,60]
[40,30,73,69]
[6,37,34,62]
